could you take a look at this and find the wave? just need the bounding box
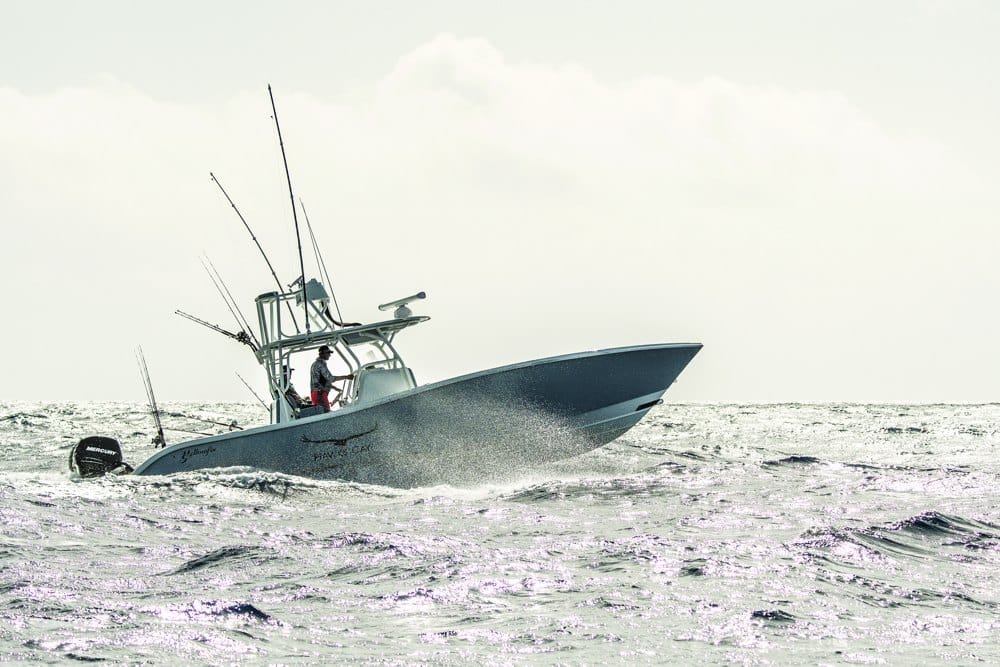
[789,511,1000,614]
[119,467,407,504]
[798,511,998,558]
[751,609,796,623]
[156,599,279,624]
[763,455,825,466]
[887,511,1000,549]
[163,545,276,575]
[793,510,1000,612]
[497,474,682,502]
[0,412,50,423]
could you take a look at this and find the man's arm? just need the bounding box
[319,363,337,388]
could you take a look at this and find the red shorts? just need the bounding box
[311,390,330,412]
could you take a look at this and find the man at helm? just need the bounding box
[310,345,353,412]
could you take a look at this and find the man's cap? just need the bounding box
[318,345,332,354]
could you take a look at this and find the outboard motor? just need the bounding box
[69,436,134,478]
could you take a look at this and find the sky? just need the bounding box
[1,0,998,402]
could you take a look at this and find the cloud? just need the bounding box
[365,34,981,208]
[0,35,993,401]
[1,34,979,232]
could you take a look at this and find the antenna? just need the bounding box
[136,347,167,448]
[267,85,310,333]
[209,172,301,333]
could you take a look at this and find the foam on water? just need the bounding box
[1,402,999,663]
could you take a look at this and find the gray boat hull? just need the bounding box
[132,343,701,487]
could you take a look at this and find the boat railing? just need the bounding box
[255,285,335,349]
[254,283,430,422]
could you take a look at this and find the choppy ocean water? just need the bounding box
[1,402,998,664]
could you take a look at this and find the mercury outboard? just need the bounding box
[69,436,133,478]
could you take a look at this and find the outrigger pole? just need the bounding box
[267,84,310,333]
[136,347,167,448]
[209,172,301,333]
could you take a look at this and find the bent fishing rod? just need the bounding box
[209,172,301,333]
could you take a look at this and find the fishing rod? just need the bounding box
[209,172,301,333]
[164,411,242,431]
[174,309,257,352]
[164,426,216,437]
[198,260,250,343]
[200,256,261,349]
[136,347,167,448]
[267,84,310,333]
[299,198,347,326]
[237,372,270,411]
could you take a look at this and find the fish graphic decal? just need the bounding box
[301,424,378,447]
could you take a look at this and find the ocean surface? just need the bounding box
[1,402,998,664]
